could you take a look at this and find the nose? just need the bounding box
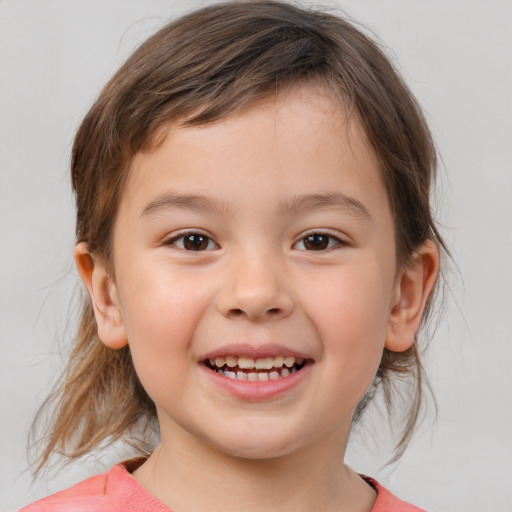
[216,250,294,322]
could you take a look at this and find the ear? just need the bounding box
[74,242,128,349]
[385,240,440,352]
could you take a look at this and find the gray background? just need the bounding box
[1,1,511,511]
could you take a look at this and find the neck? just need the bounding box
[133,422,375,512]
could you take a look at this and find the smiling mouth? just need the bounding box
[203,355,307,382]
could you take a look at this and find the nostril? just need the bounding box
[228,307,281,319]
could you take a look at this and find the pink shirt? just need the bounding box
[20,459,426,511]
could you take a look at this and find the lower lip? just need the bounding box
[199,362,312,401]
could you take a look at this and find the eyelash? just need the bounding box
[164,231,346,252]
[293,232,346,251]
[163,232,219,251]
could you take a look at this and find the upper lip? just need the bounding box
[200,343,312,361]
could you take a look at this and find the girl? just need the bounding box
[22,1,444,510]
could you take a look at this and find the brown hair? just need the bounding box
[32,0,446,471]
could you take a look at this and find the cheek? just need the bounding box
[304,262,392,336]
[116,268,212,391]
[119,260,211,336]
[302,265,391,391]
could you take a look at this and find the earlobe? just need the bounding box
[74,242,128,349]
[385,240,440,352]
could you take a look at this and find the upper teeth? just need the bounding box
[210,355,303,370]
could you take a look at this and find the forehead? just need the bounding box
[119,85,389,225]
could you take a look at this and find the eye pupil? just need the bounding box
[304,234,329,250]
[183,234,208,251]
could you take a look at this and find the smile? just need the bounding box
[204,355,307,382]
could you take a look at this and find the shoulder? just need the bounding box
[19,459,172,512]
[19,471,109,512]
[364,476,427,512]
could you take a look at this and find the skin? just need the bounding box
[76,85,439,512]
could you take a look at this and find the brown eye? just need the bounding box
[167,233,218,251]
[183,234,210,251]
[303,234,330,250]
[294,233,344,251]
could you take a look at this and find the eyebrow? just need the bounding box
[279,192,372,222]
[140,191,372,222]
[141,193,231,218]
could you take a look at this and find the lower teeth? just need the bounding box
[215,366,295,381]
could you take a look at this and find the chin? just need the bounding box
[224,444,288,460]
[205,428,308,461]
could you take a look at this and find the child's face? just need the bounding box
[109,86,400,459]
